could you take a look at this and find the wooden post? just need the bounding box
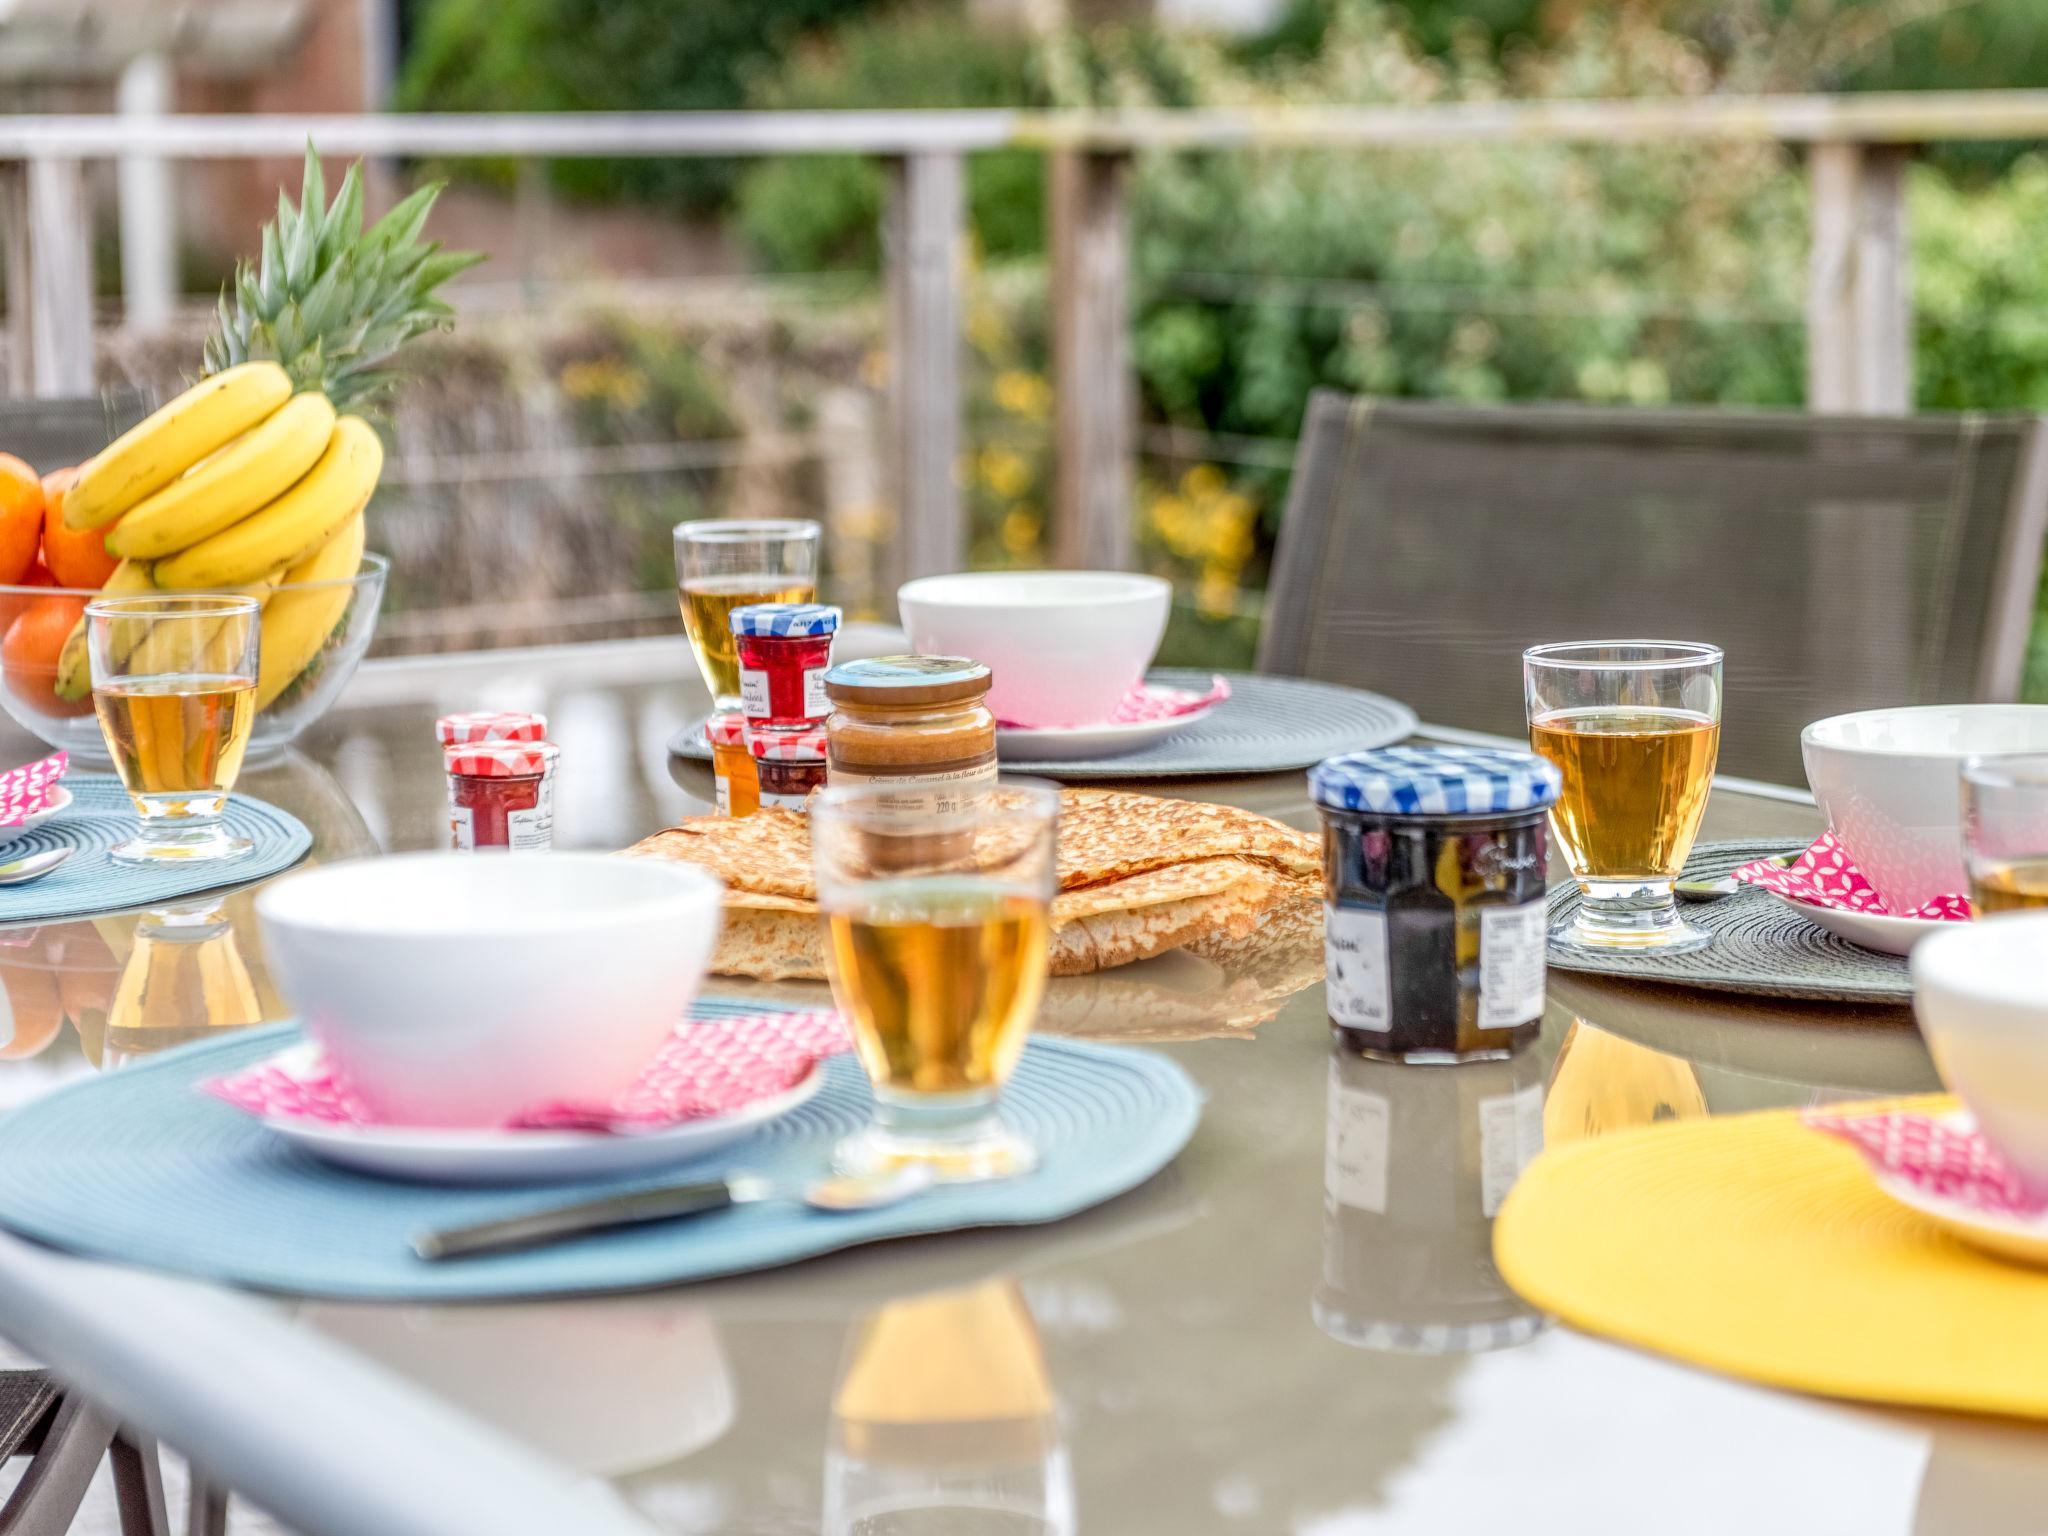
[1854,144,1912,415]
[26,157,95,396]
[1806,141,1859,413]
[883,151,965,584]
[1806,140,1912,415]
[1049,149,1135,570]
[1,163,30,396]
[116,53,178,332]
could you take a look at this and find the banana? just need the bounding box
[255,512,365,709]
[107,392,336,560]
[64,362,293,530]
[52,560,158,702]
[154,417,381,591]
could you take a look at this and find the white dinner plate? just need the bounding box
[1874,1163,2048,1270]
[0,786,73,848]
[996,700,1221,763]
[253,1043,824,1185]
[1765,890,1948,957]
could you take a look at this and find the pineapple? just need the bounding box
[202,148,483,418]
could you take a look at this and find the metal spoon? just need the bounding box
[414,1162,939,1262]
[0,848,71,886]
[1674,850,1795,903]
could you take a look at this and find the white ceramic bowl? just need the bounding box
[1912,913,2048,1191]
[257,852,723,1128]
[1801,704,2048,912]
[898,570,1172,728]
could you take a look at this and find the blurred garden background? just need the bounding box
[7,0,2048,694]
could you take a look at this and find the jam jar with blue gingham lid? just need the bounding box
[733,603,840,729]
[1309,746,1561,1063]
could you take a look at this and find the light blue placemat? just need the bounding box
[0,774,310,923]
[0,774,309,921]
[0,1002,1203,1299]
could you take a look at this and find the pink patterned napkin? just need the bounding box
[1807,1105,2044,1220]
[1732,831,1972,921]
[204,1009,852,1135]
[1000,676,1230,732]
[0,752,67,827]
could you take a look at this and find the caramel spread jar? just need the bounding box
[823,655,996,815]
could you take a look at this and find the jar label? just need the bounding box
[1323,904,1390,1031]
[1324,1064,1390,1214]
[803,666,830,719]
[714,771,731,816]
[760,789,811,809]
[1477,901,1547,1028]
[826,759,998,818]
[738,667,770,718]
[448,802,473,850]
[1477,1082,1545,1217]
[505,775,555,851]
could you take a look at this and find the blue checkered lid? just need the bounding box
[1308,745,1561,816]
[730,603,841,638]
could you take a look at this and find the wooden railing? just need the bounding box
[6,94,2048,578]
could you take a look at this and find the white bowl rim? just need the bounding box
[256,850,723,939]
[1910,911,2048,1011]
[1802,702,2048,756]
[899,570,1172,608]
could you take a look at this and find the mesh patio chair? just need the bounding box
[1259,394,2048,785]
[0,394,150,477]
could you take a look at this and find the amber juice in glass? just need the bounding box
[813,782,1056,1182]
[1524,642,1723,955]
[673,519,821,709]
[1963,755,2048,917]
[87,594,261,865]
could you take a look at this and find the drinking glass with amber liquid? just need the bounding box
[87,594,260,865]
[1963,754,2048,916]
[674,519,821,710]
[1524,640,1722,954]
[812,780,1056,1182]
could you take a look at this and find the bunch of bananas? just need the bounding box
[52,360,380,708]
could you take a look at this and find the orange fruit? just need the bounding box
[0,558,55,639]
[41,467,118,588]
[0,455,45,588]
[0,962,63,1060]
[3,592,91,718]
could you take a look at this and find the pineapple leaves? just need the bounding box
[200,145,484,418]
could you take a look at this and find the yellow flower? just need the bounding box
[1196,568,1239,619]
[1001,505,1042,556]
[1181,463,1228,501]
[979,447,1035,501]
[993,370,1053,422]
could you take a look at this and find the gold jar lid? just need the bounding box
[823,654,991,709]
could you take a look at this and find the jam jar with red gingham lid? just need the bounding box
[435,710,548,747]
[747,722,828,809]
[445,739,559,851]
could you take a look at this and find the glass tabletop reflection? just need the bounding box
[5,638,2026,1536]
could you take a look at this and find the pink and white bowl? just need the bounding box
[256,852,724,1129]
[898,570,1171,729]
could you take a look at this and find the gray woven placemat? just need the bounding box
[0,775,311,923]
[1544,840,1911,1003]
[669,670,1417,781]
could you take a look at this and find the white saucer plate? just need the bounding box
[996,701,1220,763]
[1875,1165,2048,1269]
[1765,890,1948,957]
[0,786,73,849]
[253,1043,824,1185]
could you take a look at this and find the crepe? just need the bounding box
[622,790,1323,980]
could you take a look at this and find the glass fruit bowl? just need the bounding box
[0,553,388,769]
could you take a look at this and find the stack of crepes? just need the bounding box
[623,788,1322,980]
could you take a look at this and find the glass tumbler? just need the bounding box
[812,780,1057,1182]
[1524,640,1723,954]
[1962,754,2048,915]
[674,519,821,710]
[87,593,260,865]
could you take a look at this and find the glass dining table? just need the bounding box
[0,635,2032,1536]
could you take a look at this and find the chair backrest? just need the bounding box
[1260,394,2048,784]
[0,393,150,476]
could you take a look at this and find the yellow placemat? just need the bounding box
[1494,1094,2048,1420]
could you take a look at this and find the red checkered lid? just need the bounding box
[445,739,560,779]
[745,723,829,762]
[704,711,747,747]
[435,710,549,746]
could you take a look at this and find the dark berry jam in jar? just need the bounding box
[1309,746,1560,1063]
[732,603,840,729]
